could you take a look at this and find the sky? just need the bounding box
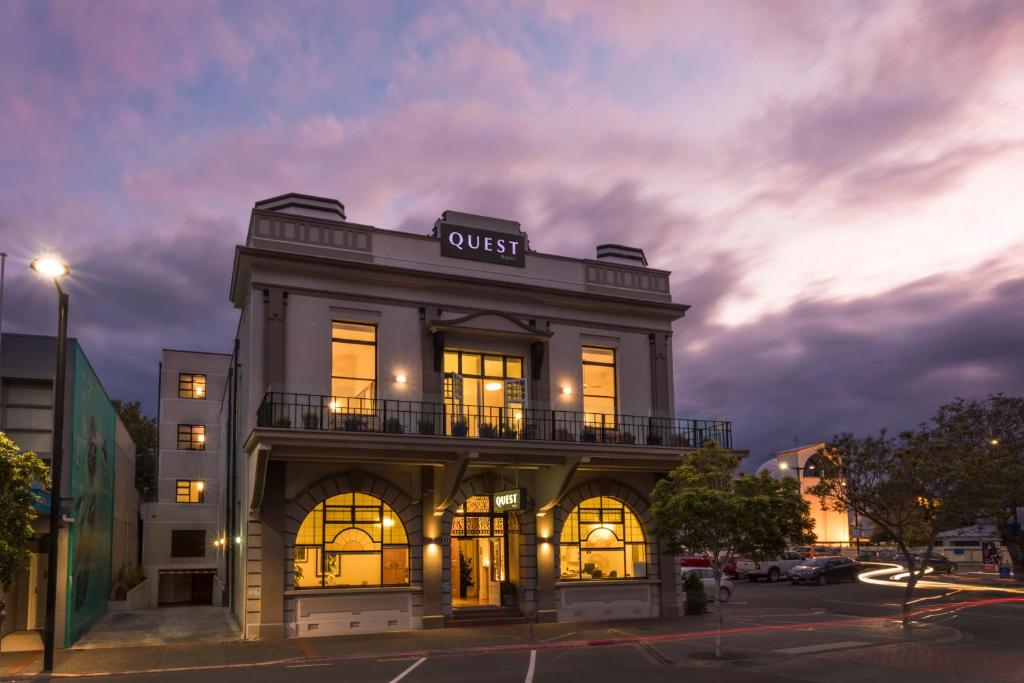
[1,0,1022,467]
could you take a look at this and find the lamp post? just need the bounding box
[31,256,70,673]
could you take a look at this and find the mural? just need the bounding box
[65,344,116,646]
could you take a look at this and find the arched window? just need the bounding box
[803,455,822,478]
[293,492,409,588]
[559,496,646,580]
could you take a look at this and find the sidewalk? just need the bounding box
[0,605,960,678]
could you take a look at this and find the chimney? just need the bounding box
[596,244,648,267]
[254,193,346,222]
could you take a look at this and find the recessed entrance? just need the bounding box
[451,495,519,607]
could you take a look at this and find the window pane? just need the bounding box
[582,347,615,364]
[505,357,523,378]
[460,353,481,376]
[583,397,616,420]
[583,364,615,398]
[483,355,503,377]
[332,321,376,342]
[332,342,375,380]
[444,351,459,373]
[560,545,581,579]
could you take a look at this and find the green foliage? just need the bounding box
[112,399,157,495]
[683,569,704,595]
[0,431,51,591]
[113,563,146,593]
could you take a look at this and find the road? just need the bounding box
[6,574,1024,682]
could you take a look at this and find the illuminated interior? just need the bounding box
[559,496,646,580]
[331,321,377,407]
[443,350,525,437]
[451,495,516,605]
[293,492,409,588]
[581,347,616,426]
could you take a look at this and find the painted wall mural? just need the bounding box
[65,344,116,646]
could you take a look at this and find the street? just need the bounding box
[7,573,1024,683]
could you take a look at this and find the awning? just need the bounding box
[158,568,216,575]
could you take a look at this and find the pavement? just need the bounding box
[2,573,1024,682]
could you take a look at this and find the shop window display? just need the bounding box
[559,496,646,580]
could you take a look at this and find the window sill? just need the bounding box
[285,585,422,597]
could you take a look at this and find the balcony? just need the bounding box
[256,392,732,449]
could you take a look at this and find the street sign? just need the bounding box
[493,488,526,512]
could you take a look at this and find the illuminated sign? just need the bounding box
[439,224,525,267]
[493,488,526,512]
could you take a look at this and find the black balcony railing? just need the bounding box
[256,392,732,449]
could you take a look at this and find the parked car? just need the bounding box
[683,567,734,602]
[856,549,897,563]
[734,550,804,582]
[680,554,737,576]
[792,545,842,558]
[789,556,861,585]
[893,553,957,574]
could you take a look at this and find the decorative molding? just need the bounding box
[584,261,670,296]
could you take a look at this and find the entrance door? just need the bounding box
[451,495,508,607]
[28,552,46,630]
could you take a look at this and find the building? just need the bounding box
[209,193,740,640]
[0,333,138,648]
[141,350,232,606]
[761,442,852,546]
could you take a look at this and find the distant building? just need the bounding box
[760,442,852,546]
[141,350,231,607]
[0,333,138,648]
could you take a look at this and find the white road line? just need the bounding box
[524,650,536,683]
[775,641,871,655]
[389,657,426,683]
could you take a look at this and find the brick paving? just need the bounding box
[823,643,1024,683]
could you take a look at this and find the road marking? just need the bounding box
[524,650,536,683]
[296,638,317,657]
[775,641,871,654]
[389,657,426,683]
[285,662,332,668]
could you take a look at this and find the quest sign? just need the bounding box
[492,488,527,512]
[439,223,526,268]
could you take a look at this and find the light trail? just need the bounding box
[857,562,1024,595]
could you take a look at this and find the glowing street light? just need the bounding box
[30,256,69,280]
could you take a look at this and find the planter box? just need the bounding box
[109,577,152,612]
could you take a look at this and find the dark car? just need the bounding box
[789,556,861,585]
[856,549,896,563]
[893,553,957,574]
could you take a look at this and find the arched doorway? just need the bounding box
[450,495,520,606]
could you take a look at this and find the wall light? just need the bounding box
[561,386,572,396]
[234,536,242,545]
[778,461,789,470]
[395,374,407,384]
[991,439,1000,446]
[196,481,205,491]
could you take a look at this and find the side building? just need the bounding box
[141,350,231,607]
[0,333,138,648]
[219,193,743,639]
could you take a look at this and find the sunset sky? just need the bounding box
[2,1,1022,466]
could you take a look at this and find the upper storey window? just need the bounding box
[178,373,206,399]
[582,347,617,426]
[444,350,525,437]
[332,322,376,404]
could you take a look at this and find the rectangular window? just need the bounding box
[177,424,205,450]
[582,347,617,426]
[178,373,207,399]
[331,321,376,403]
[443,350,525,437]
[170,529,206,557]
[175,479,205,503]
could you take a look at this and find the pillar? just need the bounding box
[421,466,445,628]
[256,460,286,638]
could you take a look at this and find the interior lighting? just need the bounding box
[30,256,69,279]
[395,374,407,384]
[197,433,205,443]
[196,481,205,491]
[484,381,503,392]
[195,386,204,396]
[382,517,395,528]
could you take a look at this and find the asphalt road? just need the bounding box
[10,575,1024,683]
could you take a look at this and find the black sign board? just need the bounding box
[439,223,526,267]
[493,488,527,512]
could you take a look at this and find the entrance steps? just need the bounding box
[447,605,529,627]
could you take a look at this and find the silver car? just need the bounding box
[683,567,734,602]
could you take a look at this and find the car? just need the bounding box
[680,554,737,576]
[856,549,896,563]
[893,553,957,574]
[792,545,842,558]
[734,550,804,582]
[683,567,734,602]
[789,556,861,585]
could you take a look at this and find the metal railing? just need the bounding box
[256,392,732,449]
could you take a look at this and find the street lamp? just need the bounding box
[31,256,69,673]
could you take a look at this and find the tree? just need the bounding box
[112,400,157,496]
[930,394,1024,581]
[0,432,51,591]
[651,441,815,657]
[811,425,989,628]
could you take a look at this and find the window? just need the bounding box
[582,347,616,427]
[559,496,646,580]
[176,479,205,503]
[171,529,206,557]
[293,492,409,588]
[178,373,207,399]
[802,455,822,478]
[177,424,206,450]
[443,350,525,437]
[331,322,377,410]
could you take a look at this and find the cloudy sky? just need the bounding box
[2,1,1022,466]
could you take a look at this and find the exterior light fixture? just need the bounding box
[395,374,407,384]
[329,400,340,412]
[30,256,69,279]
[561,386,572,396]
[778,461,789,470]
[484,381,503,392]
[991,439,1000,446]
[235,536,242,545]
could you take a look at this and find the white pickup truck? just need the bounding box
[734,550,805,582]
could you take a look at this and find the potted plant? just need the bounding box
[555,428,575,442]
[524,420,542,440]
[385,417,404,434]
[646,433,664,446]
[500,580,518,608]
[670,433,691,447]
[580,426,598,443]
[302,411,321,430]
[342,415,365,432]
[458,554,475,598]
[273,417,292,428]
[417,416,437,435]
[451,419,469,437]
[479,423,499,438]
[684,570,707,615]
[500,425,518,439]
